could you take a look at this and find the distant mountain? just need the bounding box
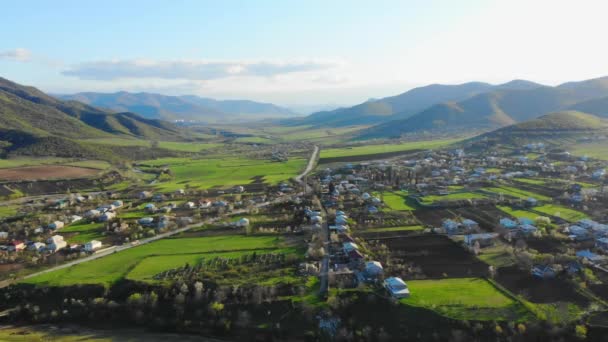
[60,92,297,122]
[288,79,545,128]
[475,111,608,146]
[568,96,608,118]
[358,76,608,139]
[0,77,181,158]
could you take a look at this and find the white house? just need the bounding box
[236,218,250,227]
[0,232,8,239]
[46,235,67,252]
[84,240,102,252]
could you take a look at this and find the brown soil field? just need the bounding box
[0,165,99,181]
[372,234,490,278]
[495,265,588,304]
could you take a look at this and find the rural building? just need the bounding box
[46,235,67,252]
[99,212,116,222]
[28,242,46,252]
[364,261,383,277]
[138,217,155,226]
[0,232,8,239]
[84,240,102,252]
[48,221,64,230]
[384,277,410,298]
[531,265,556,279]
[9,241,25,252]
[464,233,498,247]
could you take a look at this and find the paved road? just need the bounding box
[2,146,322,287]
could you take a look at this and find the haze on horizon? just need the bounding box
[1,0,607,107]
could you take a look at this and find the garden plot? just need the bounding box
[376,234,490,278]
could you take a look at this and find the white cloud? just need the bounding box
[0,48,31,62]
[62,58,341,81]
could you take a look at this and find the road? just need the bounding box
[2,146,322,287]
[295,145,319,192]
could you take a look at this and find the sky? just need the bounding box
[1,0,608,108]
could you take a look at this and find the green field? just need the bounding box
[85,138,221,152]
[24,235,291,286]
[571,142,608,160]
[533,204,588,222]
[0,205,19,218]
[139,156,306,191]
[61,221,106,243]
[321,138,462,158]
[497,205,541,221]
[485,186,551,201]
[420,191,486,204]
[381,191,417,210]
[402,278,525,320]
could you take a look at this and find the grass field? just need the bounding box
[571,142,608,160]
[321,138,462,158]
[420,191,486,204]
[485,186,551,201]
[0,205,19,218]
[139,156,307,191]
[533,204,588,222]
[61,221,106,243]
[401,278,525,320]
[85,138,222,152]
[24,235,291,286]
[497,205,542,221]
[381,191,417,210]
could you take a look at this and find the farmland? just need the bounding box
[320,138,461,159]
[402,278,526,321]
[23,235,295,286]
[138,156,307,191]
[0,165,100,181]
[380,191,417,210]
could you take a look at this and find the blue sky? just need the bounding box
[1,0,607,106]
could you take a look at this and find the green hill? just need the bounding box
[474,111,608,147]
[0,77,183,158]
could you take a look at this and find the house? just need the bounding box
[596,238,608,252]
[144,203,157,213]
[112,200,124,208]
[184,201,196,209]
[525,197,539,207]
[70,215,83,223]
[46,235,67,252]
[311,215,323,224]
[568,225,591,241]
[520,224,538,235]
[462,219,479,231]
[33,227,44,234]
[84,240,102,252]
[367,206,379,214]
[364,261,383,277]
[235,218,250,227]
[0,232,8,239]
[347,249,364,261]
[99,211,116,222]
[384,277,410,298]
[343,242,359,253]
[138,217,155,226]
[9,241,25,252]
[335,215,348,225]
[531,265,556,279]
[499,218,518,230]
[28,242,46,252]
[576,250,605,263]
[464,233,498,247]
[84,209,101,218]
[48,221,64,230]
[138,191,152,200]
[198,199,212,208]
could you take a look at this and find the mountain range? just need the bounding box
[59,92,298,122]
[285,79,545,128]
[355,76,608,139]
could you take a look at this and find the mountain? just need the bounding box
[60,92,297,122]
[475,111,608,146]
[288,79,545,128]
[568,96,608,118]
[0,77,181,158]
[358,76,608,139]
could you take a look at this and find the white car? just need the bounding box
[384,277,410,298]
